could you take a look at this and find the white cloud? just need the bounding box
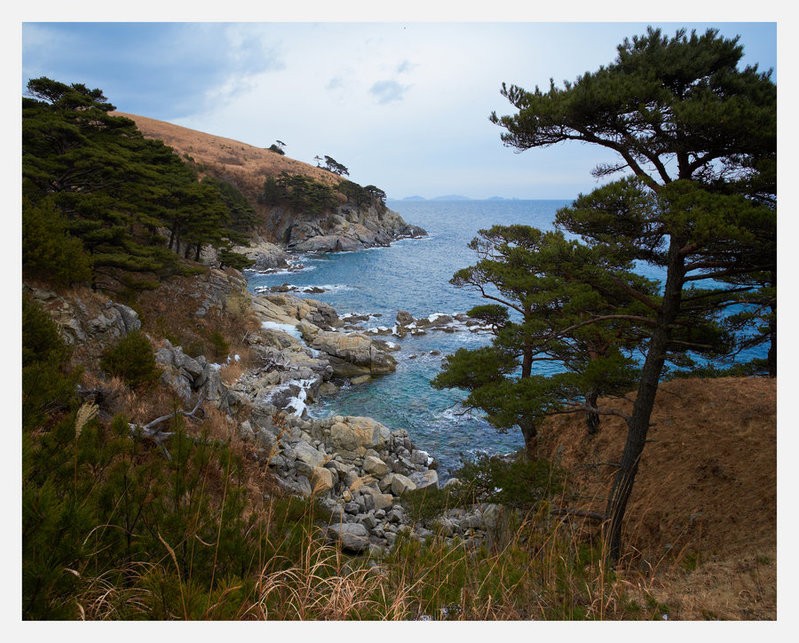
[27,21,776,199]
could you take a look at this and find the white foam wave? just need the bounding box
[261,321,303,341]
[284,378,317,417]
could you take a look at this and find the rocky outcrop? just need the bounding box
[25,286,141,357]
[309,331,397,377]
[118,111,426,258]
[155,340,231,407]
[268,203,426,254]
[248,291,396,388]
[230,240,290,272]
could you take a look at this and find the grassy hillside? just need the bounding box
[115,112,341,215]
[537,375,776,619]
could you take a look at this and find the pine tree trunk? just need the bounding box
[520,418,537,454]
[604,239,686,564]
[586,390,600,435]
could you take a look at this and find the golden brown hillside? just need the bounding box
[537,376,777,619]
[115,111,341,209]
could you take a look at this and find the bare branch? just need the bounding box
[128,397,205,460]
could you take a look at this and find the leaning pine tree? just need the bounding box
[490,27,776,562]
[433,225,657,448]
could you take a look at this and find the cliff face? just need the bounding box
[267,202,425,252]
[117,112,425,253]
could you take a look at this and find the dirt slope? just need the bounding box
[537,376,777,619]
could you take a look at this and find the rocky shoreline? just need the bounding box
[229,281,503,555]
[29,266,503,558]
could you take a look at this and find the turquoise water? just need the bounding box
[247,200,570,475]
[245,199,766,476]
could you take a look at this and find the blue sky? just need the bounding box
[19,12,779,200]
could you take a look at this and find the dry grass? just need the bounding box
[133,270,259,368]
[536,376,777,620]
[115,112,342,231]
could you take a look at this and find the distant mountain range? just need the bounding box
[394,195,517,202]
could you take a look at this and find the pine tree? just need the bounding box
[490,27,776,561]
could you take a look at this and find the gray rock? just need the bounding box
[311,467,335,494]
[480,503,503,530]
[327,523,371,553]
[359,512,379,530]
[459,513,483,531]
[111,303,142,333]
[330,417,391,455]
[294,440,326,469]
[390,474,417,496]
[378,473,395,493]
[410,449,431,466]
[311,331,396,377]
[361,486,394,511]
[408,469,439,490]
[396,310,415,326]
[387,506,405,524]
[282,475,313,498]
[363,455,390,477]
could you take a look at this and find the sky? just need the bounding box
[18,11,779,201]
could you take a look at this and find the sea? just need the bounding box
[244,199,763,478]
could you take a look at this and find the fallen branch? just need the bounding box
[128,397,204,460]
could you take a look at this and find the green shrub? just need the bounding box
[218,248,254,271]
[22,198,91,286]
[404,452,562,523]
[100,331,159,389]
[22,293,79,432]
[455,451,562,510]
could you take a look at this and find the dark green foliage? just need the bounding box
[218,248,255,271]
[405,452,562,523]
[200,176,257,244]
[339,180,387,210]
[22,293,78,432]
[259,172,340,214]
[434,224,650,443]
[456,452,562,509]
[319,154,349,176]
[22,197,92,286]
[490,26,776,561]
[100,331,159,389]
[23,409,266,618]
[260,176,281,205]
[22,77,254,292]
[206,330,230,362]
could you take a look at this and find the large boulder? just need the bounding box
[363,454,390,477]
[409,469,439,490]
[330,417,391,456]
[326,523,371,553]
[230,240,289,271]
[27,287,141,351]
[293,440,327,470]
[389,473,417,496]
[311,331,396,377]
[311,466,335,494]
